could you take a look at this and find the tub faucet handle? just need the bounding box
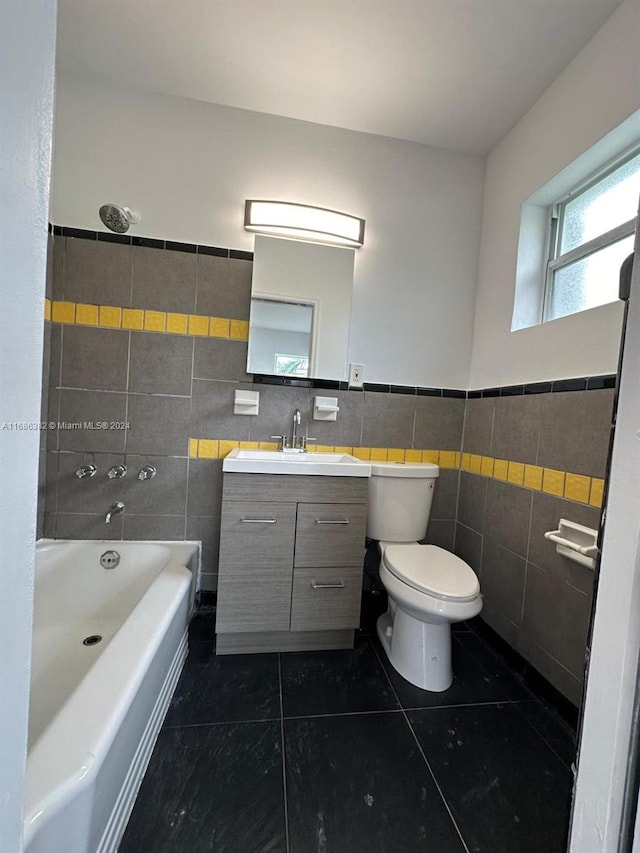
[75,464,97,479]
[107,464,127,479]
[105,501,125,524]
[138,464,157,481]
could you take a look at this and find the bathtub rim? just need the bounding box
[35,538,202,574]
[24,539,199,848]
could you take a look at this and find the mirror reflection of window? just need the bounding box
[274,353,309,377]
[247,298,314,377]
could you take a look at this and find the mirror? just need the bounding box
[248,298,314,377]
[247,235,355,380]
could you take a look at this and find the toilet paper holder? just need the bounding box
[544,518,599,570]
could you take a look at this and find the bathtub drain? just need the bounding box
[83,635,102,646]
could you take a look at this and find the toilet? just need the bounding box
[367,462,482,692]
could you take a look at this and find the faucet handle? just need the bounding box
[301,437,316,451]
[107,464,127,479]
[270,435,287,451]
[75,463,97,479]
[138,464,157,481]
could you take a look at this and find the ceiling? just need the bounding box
[56,0,623,156]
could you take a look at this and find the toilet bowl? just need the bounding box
[376,542,482,691]
[366,462,482,692]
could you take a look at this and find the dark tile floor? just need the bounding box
[119,595,576,853]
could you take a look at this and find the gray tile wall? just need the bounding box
[455,392,614,705]
[38,234,616,706]
[39,235,464,591]
[37,235,54,539]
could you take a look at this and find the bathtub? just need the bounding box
[24,539,199,853]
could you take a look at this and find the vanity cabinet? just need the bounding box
[216,473,368,654]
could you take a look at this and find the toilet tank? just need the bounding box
[367,462,439,542]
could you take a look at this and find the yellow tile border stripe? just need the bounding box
[47,299,248,341]
[461,455,601,507]
[188,438,605,509]
[43,298,607,508]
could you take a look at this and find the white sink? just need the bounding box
[223,448,371,477]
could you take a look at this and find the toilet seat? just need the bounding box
[382,543,480,603]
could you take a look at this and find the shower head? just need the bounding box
[98,204,141,234]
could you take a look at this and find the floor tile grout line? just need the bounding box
[163,716,283,730]
[368,635,472,853]
[401,709,471,853]
[162,701,527,729]
[278,653,291,853]
[401,698,526,712]
[283,708,405,722]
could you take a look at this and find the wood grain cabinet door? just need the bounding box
[216,501,296,633]
[294,503,368,568]
[290,566,363,631]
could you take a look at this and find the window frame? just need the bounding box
[542,146,639,323]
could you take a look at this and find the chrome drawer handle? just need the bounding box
[240,518,277,524]
[312,581,346,589]
[315,519,350,525]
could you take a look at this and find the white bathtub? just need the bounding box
[24,539,199,853]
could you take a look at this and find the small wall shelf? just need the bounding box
[234,390,260,416]
[313,396,340,421]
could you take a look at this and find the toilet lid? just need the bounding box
[383,544,480,602]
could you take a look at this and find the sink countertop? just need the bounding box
[222,449,372,477]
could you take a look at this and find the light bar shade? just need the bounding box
[244,200,365,248]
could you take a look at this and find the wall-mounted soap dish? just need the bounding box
[234,389,260,416]
[544,518,599,569]
[313,395,340,421]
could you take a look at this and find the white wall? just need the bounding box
[569,224,640,852]
[469,0,640,388]
[51,75,485,389]
[0,2,56,851]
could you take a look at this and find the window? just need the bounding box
[544,149,640,322]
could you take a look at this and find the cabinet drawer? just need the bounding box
[217,501,296,633]
[294,503,367,567]
[290,566,363,631]
[219,501,296,565]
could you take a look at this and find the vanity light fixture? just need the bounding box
[244,200,365,248]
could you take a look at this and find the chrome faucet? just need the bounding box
[105,501,125,524]
[292,409,301,448]
[270,409,316,452]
